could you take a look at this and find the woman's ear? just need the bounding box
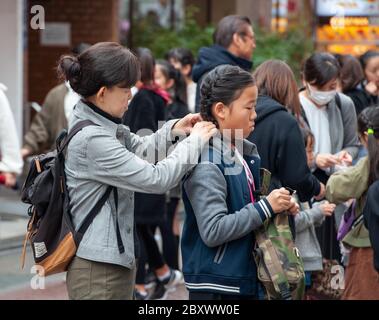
[96,86,107,102]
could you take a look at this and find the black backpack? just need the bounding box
[20,120,124,276]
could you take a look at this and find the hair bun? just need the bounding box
[57,55,81,89]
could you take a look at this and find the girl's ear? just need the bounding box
[166,78,175,90]
[213,102,226,122]
[182,64,192,77]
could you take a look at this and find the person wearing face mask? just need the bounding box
[300,53,360,183]
[299,52,360,262]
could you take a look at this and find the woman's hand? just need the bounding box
[266,188,292,214]
[337,150,352,166]
[365,81,378,96]
[172,113,203,135]
[315,153,340,169]
[21,148,31,159]
[190,121,218,143]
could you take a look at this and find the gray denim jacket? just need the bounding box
[65,100,204,268]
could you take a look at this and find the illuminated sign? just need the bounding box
[317,0,379,17]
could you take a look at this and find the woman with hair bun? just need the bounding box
[57,42,217,300]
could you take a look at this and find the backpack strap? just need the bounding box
[75,186,125,254]
[335,93,342,111]
[58,120,96,152]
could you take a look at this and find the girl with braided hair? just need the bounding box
[326,106,379,299]
[180,65,299,300]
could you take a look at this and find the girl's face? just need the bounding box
[169,58,192,78]
[215,85,258,140]
[364,56,379,86]
[154,65,173,90]
[100,85,132,118]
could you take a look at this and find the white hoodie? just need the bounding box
[0,83,23,174]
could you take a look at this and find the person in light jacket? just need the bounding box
[58,42,217,300]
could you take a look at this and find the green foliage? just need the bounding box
[133,6,214,59]
[254,25,314,80]
[131,7,314,78]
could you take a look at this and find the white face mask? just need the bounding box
[307,84,336,106]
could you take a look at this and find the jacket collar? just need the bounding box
[70,99,126,136]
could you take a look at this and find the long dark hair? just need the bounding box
[156,59,187,105]
[200,65,255,127]
[57,42,140,97]
[135,47,155,85]
[253,59,301,117]
[358,106,379,186]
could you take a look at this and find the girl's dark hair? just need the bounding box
[357,106,379,186]
[156,59,187,104]
[200,65,255,127]
[135,47,155,85]
[359,50,379,72]
[57,42,140,97]
[253,59,301,117]
[302,52,340,87]
[165,48,195,69]
[299,126,314,148]
[336,54,364,92]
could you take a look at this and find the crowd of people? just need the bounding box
[1,14,379,300]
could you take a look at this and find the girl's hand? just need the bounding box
[319,201,336,217]
[172,113,203,135]
[288,197,300,216]
[266,188,292,214]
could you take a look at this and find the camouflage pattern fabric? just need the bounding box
[254,214,305,300]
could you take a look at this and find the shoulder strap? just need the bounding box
[335,93,342,111]
[58,120,96,152]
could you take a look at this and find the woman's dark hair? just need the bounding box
[357,106,379,186]
[200,65,255,127]
[57,42,140,97]
[156,59,187,105]
[336,54,364,92]
[360,50,379,72]
[135,47,155,85]
[213,15,251,49]
[165,48,195,69]
[253,59,301,117]
[302,52,340,87]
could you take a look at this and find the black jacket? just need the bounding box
[247,95,321,202]
[123,88,167,225]
[192,45,253,112]
[344,85,378,115]
[364,180,379,273]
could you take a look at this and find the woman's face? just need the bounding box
[364,56,379,86]
[102,86,132,118]
[217,85,258,140]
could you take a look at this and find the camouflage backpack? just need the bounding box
[253,169,305,300]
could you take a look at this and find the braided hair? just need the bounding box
[200,65,255,128]
[358,106,379,186]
